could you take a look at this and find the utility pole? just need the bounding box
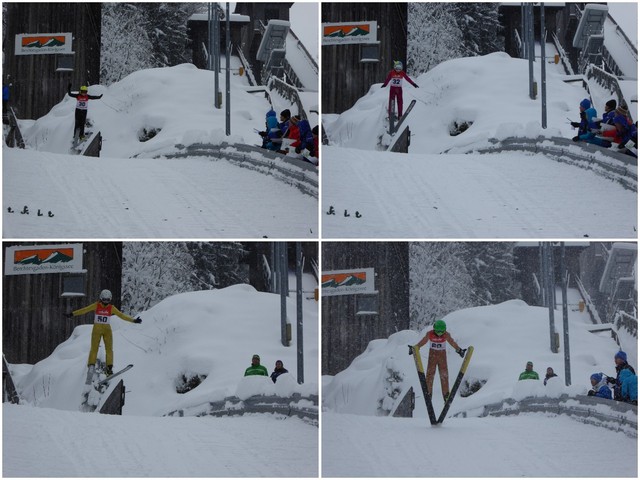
[560,243,571,385]
[296,242,304,384]
[540,3,547,128]
[279,243,289,347]
[527,3,535,100]
[225,2,231,135]
[545,243,558,353]
[213,3,221,109]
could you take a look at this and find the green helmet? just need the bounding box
[434,319,446,335]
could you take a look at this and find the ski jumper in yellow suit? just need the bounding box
[71,301,136,368]
[415,330,461,400]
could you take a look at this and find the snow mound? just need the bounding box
[326,52,595,153]
[22,62,277,158]
[11,285,318,416]
[323,300,629,418]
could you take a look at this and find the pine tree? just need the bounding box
[462,242,519,305]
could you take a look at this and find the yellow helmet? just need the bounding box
[80,85,88,92]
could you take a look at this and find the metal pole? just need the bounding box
[214,5,220,109]
[521,4,527,59]
[225,2,231,135]
[539,242,546,306]
[546,243,557,353]
[528,3,535,99]
[207,4,212,70]
[280,242,288,346]
[296,242,304,384]
[540,3,547,128]
[560,242,571,385]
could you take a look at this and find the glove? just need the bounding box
[380,85,385,89]
[65,313,73,319]
[408,345,415,356]
[572,136,580,142]
[295,146,301,154]
[587,390,595,396]
[606,376,617,385]
[570,122,580,128]
[415,85,420,88]
[456,348,466,358]
[134,317,142,324]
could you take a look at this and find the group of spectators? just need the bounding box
[258,108,319,165]
[243,354,289,384]
[570,98,637,158]
[518,351,637,405]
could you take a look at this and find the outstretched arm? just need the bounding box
[446,332,461,351]
[403,72,418,88]
[111,305,136,323]
[88,94,103,100]
[381,71,393,88]
[71,302,98,317]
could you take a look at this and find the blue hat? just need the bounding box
[580,98,591,110]
[615,351,627,362]
[590,372,603,383]
[266,109,276,118]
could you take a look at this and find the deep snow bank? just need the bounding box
[10,283,319,416]
[22,62,284,158]
[325,52,604,153]
[323,300,630,418]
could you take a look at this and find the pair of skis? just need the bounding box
[409,345,474,425]
[80,364,133,412]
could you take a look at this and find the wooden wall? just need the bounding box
[3,2,101,120]
[321,2,408,114]
[322,242,410,375]
[3,242,123,365]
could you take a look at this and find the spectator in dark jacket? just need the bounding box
[544,367,558,386]
[270,360,288,383]
[588,373,612,399]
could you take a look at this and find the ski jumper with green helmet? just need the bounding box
[381,61,418,118]
[68,84,103,139]
[70,290,136,368]
[414,320,461,400]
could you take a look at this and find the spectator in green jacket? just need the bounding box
[244,354,268,377]
[518,361,540,381]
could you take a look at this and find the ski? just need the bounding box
[94,364,133,392]
[391,100,417,135]
[437,346,474,424]
[409,345,438,425]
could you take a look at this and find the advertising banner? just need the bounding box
[322,267,375,296]
[15,33,72,55]
[5,244,83,275]
[322,21,377,45]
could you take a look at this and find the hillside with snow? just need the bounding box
[3,61,318,238]
[322,52,636,238]
[322,298,637,477]
[4,281,319,476]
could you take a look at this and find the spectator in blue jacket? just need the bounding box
[258,109,282,151]
[571,98,598,142]
[608,351,636,400]
[588,373,612,399]
[619,368,637,405]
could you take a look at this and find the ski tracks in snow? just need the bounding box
[322,147,636,238]
[3,148,317,238]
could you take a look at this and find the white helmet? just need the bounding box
[394,61,403,71]
[99,289,112,303]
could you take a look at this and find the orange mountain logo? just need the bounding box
[323,24,371,39]
[322,271,367,289]
[21,35,67,48]
[14,248,74,265]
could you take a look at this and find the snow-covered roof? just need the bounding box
[188,13,250,23]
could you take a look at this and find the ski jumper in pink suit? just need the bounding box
[415,330,461,400]
[382,69,418,118]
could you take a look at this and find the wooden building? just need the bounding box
[322,242,410,375]
[321,2,408,114]
[3,242,123,365]
[3,3,101,120]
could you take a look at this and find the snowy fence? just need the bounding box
[167,143,318,198]
[473,136,637,192]
[585,65,633,122]
[268,76,307,120]
[465,394,637,438]
[165,393,318,426]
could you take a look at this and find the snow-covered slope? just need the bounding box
[4,61,318,238]
[23,61,284,158]
[325,52,607,153]
[323,299,633,417]
[10,282,319,416]
[322,299,637,477]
